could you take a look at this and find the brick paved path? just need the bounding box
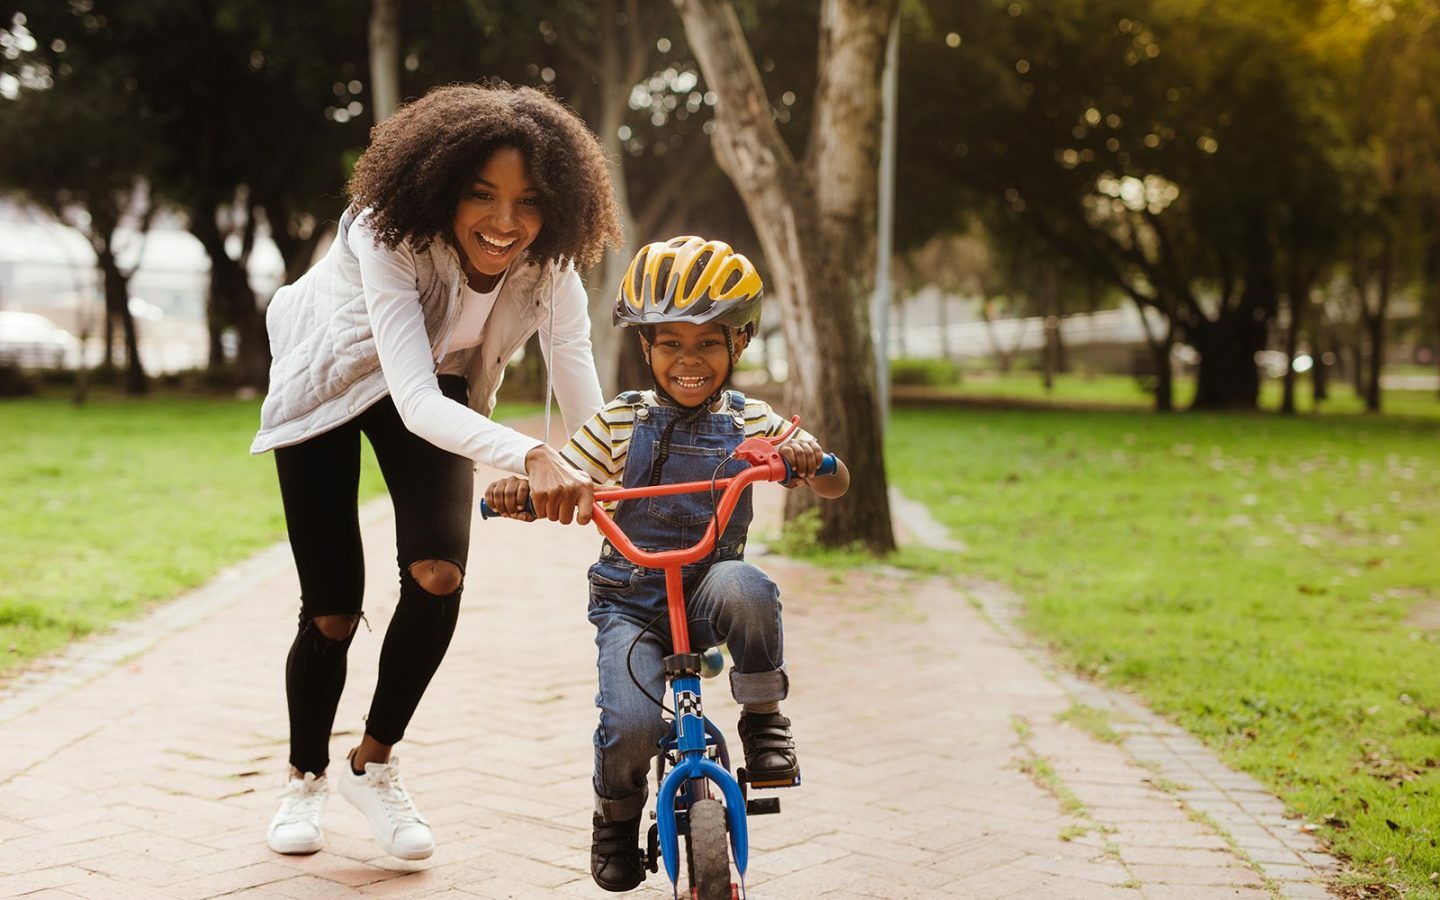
[0,453,1341,898]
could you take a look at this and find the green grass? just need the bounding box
[0,389,535,681]
[886,401,1440,898]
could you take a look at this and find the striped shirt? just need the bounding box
[561,390,813,487]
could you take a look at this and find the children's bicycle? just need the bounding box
[482,421,836,900]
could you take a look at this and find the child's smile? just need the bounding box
[645,321,744,407]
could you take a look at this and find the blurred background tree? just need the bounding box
[3,0,1440,512]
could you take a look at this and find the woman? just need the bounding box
[250,83,622,860]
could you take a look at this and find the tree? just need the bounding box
[1342,0,1440,411]
[0,20,154,394]
[674,0,897,551]
[900,0,1356,412]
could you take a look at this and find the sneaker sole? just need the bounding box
[380,841,434,861]
[267,833,323,855]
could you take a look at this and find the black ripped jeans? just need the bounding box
[274,375,474,776]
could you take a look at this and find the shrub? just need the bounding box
[889,357,962,386]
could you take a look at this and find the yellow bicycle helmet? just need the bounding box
[614,236,763,335]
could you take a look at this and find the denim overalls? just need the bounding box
[586,391,789,820]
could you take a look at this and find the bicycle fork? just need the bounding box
[654,658,751,891]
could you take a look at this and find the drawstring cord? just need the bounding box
[543,285,556,446]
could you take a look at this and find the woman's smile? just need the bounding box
[452,146,543,288]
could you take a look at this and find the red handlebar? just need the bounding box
[590,433,793,569]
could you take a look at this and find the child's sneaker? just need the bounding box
[337,755,435,860]
[738,711,799,784]
[266,771,327,855]
[590,813,645,891]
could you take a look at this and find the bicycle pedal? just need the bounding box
[738,766,802,790]
[745,797,781,816]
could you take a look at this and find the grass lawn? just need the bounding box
[0,389,533,681]
[886,400,1440,898]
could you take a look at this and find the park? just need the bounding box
[2,2,1438,898]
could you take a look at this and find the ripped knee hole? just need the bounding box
[311,613,361,642]
[408,559,463,596]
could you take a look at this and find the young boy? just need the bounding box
[484,236,849,892]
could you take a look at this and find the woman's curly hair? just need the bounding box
[347,82,623,270]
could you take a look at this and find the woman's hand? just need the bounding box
[523,444,594,525]
[484,476,536,521]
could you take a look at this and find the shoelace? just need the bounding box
[277,779,325,826]
[366,767,425,825]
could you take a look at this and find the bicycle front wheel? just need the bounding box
[684,798,732,900]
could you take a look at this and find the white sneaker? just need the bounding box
[266,772,327,855]
[337,755,435,860]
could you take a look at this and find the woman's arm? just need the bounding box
[540,265,606,435]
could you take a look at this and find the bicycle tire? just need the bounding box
[684,798,732,900]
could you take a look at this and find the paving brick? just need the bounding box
[0,442,1347,899]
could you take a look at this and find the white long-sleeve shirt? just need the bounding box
[254,204,603,471]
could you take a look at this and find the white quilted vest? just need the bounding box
[251,206,556,454]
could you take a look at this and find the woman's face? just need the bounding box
[451,146,543,287]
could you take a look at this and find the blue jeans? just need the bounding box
[590,559,788,821]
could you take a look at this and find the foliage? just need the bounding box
[887,404,1440,897]
[897,0,1411,411]
[889,357,961,386]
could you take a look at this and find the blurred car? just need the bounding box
[0,310,80,368]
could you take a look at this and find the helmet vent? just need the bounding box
[685,251,712,297]
[654,259,674,302]
[631,250,649,299]
[721,269,743,293]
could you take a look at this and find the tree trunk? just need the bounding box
[368,0,400,124]
[1153,343,1174,412]
[265,199,328,287]
[1279,288,1303,414]
[83,202,142,389]
[191,201,269,389]
[674,0,897,552]
[1040,263,1058,392]
[980,301,1022,374]
[100,307,117,375]
[96,248,147,395]
[1189,308,1264,410]
[1364,245,1391,413]
[1135,302,1174,412]
[1426,231,1440,401]
[1309,307,1330,404]
[588,0,640,396]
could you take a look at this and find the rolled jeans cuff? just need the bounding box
[595,787,649,823]
[729,666,788,706]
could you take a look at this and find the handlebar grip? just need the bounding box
[782,452,839,486]
[479,497,535,520]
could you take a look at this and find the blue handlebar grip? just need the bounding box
[782,452,839,485]
[479,497,535,520]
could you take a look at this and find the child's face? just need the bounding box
[644,321,747,407]
[451,145,543,287]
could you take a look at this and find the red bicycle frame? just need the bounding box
[587,422,801,653]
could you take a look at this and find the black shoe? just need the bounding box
[591,813,644,892]
[738,711,799,784]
